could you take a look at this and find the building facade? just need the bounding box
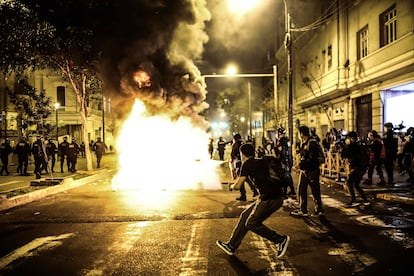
[265,0,414,145]
[0,69,114,147]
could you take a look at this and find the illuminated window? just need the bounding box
[357,26,368,59]
[380,5,397,47]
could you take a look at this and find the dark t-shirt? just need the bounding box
[240,158,283,200]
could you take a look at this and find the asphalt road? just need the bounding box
[0,165,414,275]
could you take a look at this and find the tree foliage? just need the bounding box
[7,79,53,136]
[0,0,104,171]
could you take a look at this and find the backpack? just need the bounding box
[262,156,289,190]
[308,139,326,165]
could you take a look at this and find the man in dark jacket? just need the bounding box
[216,143,290,258]
[14,137,31,176]
[0,138,12,175]
[274,127,295,198]
[291,126,324,217]
[58,136,70,173]
[365,130,385,185]
[45,138,58,173]
[341,131,370,207]
[217,137,226,161]
[93,137,107,168]
[67,138,79,173]
[31,135,47,179]
[383,122,398,185]
[230,134,257,200]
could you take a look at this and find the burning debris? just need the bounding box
[99,1,222,191]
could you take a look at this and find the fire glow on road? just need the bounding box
[112,99,222,192]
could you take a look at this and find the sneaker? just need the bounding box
[236,196,246,201]
[311,211,325,217]
[290,210,309,217]
[216,240,235,256]
[363,200,371,206]
[276,236,290,258]
[345,201,361,208]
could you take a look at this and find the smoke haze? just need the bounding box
[98,0,210,127]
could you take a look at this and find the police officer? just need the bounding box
[67,138,79,173]
[291,126,324,217]
[383,122,398,185]
[341,131,370,207]
[230,134,258,200]
[93,137,107,168]
[14,137,31,176]
[217,137,226,161]
[274,127,296,198]
[0,138,12,175]
[58,136,70,173]
[46,138,58,173]
[32,135,47,179]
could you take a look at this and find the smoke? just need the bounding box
[203,0,278,71]
[99,0,211,127]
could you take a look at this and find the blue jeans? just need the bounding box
[228,197,284,249]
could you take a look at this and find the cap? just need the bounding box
[384,122,393,128]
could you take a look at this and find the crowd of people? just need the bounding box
[215,121,414,258]
[0,135,108,179]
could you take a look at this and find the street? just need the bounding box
[0,163,414,275]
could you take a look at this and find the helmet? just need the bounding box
[277,127,286,134]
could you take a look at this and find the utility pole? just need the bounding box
[284,0,294,143]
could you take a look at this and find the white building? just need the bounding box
[265,0,414,144]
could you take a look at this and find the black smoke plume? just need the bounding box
[97,0,211,127]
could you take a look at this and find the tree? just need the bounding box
[0,0,103,171]
[7,78,53,137]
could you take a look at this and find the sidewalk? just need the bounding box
[0,154,116,212]
[321,167,414,206]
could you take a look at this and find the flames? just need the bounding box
[111,98,222,191]
[133,70,151,88]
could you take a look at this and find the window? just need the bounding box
[327,45,332,68]
[357,26,368,59]
[380,5,397,47]
[57,86,66,106]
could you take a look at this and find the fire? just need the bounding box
[133,70,151,88]
[112,99,222,191]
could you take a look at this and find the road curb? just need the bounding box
[375,193,414,206]
[321,176,414,206]
[0,169,110,212]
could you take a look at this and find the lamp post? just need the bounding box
[54,102,60,143]
[203,65,278,138]
[283,0,294,143]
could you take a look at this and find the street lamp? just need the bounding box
[283,0,294,143]
[54,102,60,142]
[203,65,278,139]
